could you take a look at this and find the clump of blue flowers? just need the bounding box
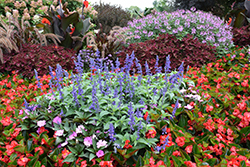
[19,50,194,162]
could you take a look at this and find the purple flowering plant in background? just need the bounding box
[123,7,235,57]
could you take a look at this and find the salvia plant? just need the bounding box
[123,7,235,57]
[19,50,194,166]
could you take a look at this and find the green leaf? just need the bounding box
[100,111,110,118]
[81,18,91,35]
[34,161,41,167]
[27,139,33,152]
[14,145,26,153]
[68,146,78,155]
[36,23,45,28]
[241,160,246,167]
[206,158,217,166]
[137,138,150,147]
[240,126,250,136]
[27,157,38,166]
[178,114,187,128]
[9,153,17,161]
[144,150,151,159]
[180,149,191,161]
[171,155,182,166]
[60,32,73,49]
[62,153,76,163]
[193,144,201,155]
[163,155,171,166]
[61,12,79,31]
[135,156,144,167]
[89,153,96,161]
[55,137,64,145]
[41,158,47,166]
[104,152,112,161]
[166,145,175,155]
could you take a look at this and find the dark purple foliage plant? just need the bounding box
[117,33,217,75]
[0,44,76,79]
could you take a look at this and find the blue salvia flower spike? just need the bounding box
[34,69,42,91]
[137,120,143,140]
[172,99,179,118]
[128,102,135,131]
[23,99,29,109]
[109,123,116,142]
[115,58,120,73]
[135,57,142,75]
[165,55,171,73]
[178,61,184,76]
[49,66,54,81]
[155,55,162,74]
[145,61,151,76]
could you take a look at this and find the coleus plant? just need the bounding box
[36,0,92,52]
[224,0,250,28]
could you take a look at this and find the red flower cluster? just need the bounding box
[62,148,71,159]
[99,161,113,167]
[145,127,156,138]
[123,140,132,149]
[83,0,89,8]
[175,136,185,147]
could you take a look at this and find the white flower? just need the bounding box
[184,104,193,110]
[193,95,201,101]
[5,12,11,18]
[97,140,108,148]
[33,15,41,22]
[92,134,97,139]
[55,130,64,136]
[94,29,100,34]
[179,88,187,94]
[76,125,85,134]
[61,140,68,147]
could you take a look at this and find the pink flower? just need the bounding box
[185,145,193,154]
[37,120,46,127]
[55,130,64,136]
[53,116,62,124]
[97,140,108,148]
[96,150,104,158]
[206,105,213,112]
[69,132,77,140]
[84,137,92,147]
[76,125,85,134]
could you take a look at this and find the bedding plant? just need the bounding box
[122,7,234,57]
[0,45,250,166]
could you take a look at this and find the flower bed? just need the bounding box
[1,1,250,166]
[0,45,250,166]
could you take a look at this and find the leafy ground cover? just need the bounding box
[0,44,250,166]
